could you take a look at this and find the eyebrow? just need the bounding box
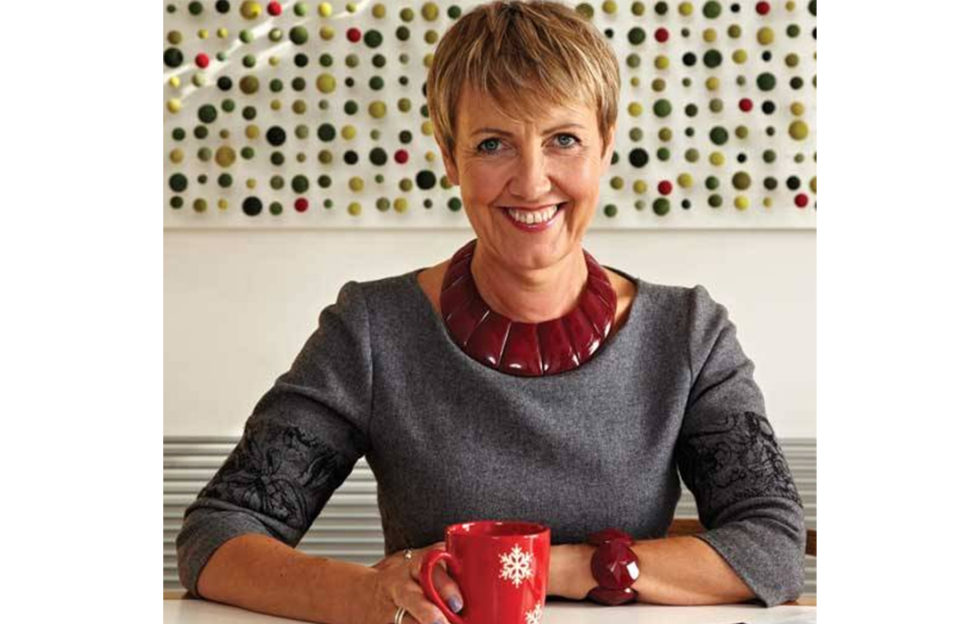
[470,123,586,137]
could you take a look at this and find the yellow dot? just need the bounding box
[271,100,282,111]
[786,1,796,10]
[269,56,280,67]
[658,127,672,141]
[241,1,262,19]
[193,198,207,213]
[320,26,335,40]
[677,173,693,188]
[166,99,182,113]
[372,4,385,18]
[341,125,356,140]
[679,2,693,16]
[246,178,257,189]
[425,151,437,162]
[789,120,809,140]
[192,72,206,87]
[627,102,643,117]
[601,1,618,14]
[705,77,719,91]
[168,76,181,88]
[610,176,624,190]
[218,198,229,210]
[217,27,228,38]
[348,202,362,216]
[633,180,648,194]
[319,2,333,17]
[654,55,669,70]
[345,2,357,12]
[757,27,774,45]
[440,176,452,189]
[169,149,184,164]
[317,74,337,93]
[423,53,434,68]
[630,76,640,87]
[215,146,236,168]
[763,197,773,208]
[368,101,387,118]
[790,102,805,116]
[292,100,306,115]
[734,196,749,210]
[393,197,408,213]
[349,177,364,192]
[421,120,434,136]
[732,49,747,64]
[197,29,209,39]
[810,176,817,193]
[703,28,717,43]
[709,152,725,166]
[245,125,259,139]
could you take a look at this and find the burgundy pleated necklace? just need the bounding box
[439,239,618,377]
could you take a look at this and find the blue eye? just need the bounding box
[477,138,502,153]
[555,133,580,148]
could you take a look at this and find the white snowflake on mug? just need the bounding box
[499,544,534,587]
[524,601,543,624]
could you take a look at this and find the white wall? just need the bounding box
[164,229,815,438]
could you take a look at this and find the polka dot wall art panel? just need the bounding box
[163,1,816,229]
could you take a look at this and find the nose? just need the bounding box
[508,145,552,201]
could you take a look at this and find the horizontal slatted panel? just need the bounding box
[164,436,816,596]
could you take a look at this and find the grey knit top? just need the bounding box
[176,265,806,607]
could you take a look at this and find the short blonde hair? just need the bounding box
[426,0,620,165]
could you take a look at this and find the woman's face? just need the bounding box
[438,85,616,273]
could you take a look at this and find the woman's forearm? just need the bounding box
[195,533,375,624]
[550,536,754,605]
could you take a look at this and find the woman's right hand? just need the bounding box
[357,541,465,624]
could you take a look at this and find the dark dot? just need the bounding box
[685,127,694,137]
[164,47,183,68]
[684,103,698,117]
[604,204,618,217]
[420,104,429,118]
[762,51,772,62]
[170,196,183,209]
[372,54,386,68]
[654,1,668,15]
[757,72,776,91]
[809,0,817,16]
[294,53,308,67]
[812,27,817,40]
[292,77,306,91]
[763,177,778,190]
[628,149,649,168]
[320,53,333,67]
[270,78,283,92]
[611,151,619,165]
[681,27,690,37]
[343,151,359,165]
[197,174,207,184]
[241,146,254,159]
[790,76,804,90]
[169,173,188,192]
[193,125,208,139]
[731,3,740,12]
[787,24,800,37]
[242,197,262,216]
[762,100,776,114]
[188,1,203,15]
[318,175,332,188]
[709,126,729,145]
[787,176,801,190]
[172,128,185,141]
[703,49,722,68]
[396,26,410,41]
[398,76,409,86]
[766,126,776,136]
[344,77,355,88]
[604,28,614,38]
[344,100,358,115]
[218,173,232,188]
[681,199,691,209]
[682,52,697,66]
[216,0,230,13]
[220,99,234,113]
[628,28,646,45]
[242,106,256,120]
[708,194,722,208]
[737,153,747,163]
[448,197,462,211]
[448,5,462,19]
[705,176,719,190]
[292,175,310,193]
[416,170,437,190]
[364,29,383,48]
[369,147,388,165]
[369,76,384,90]
[318,124,336,141]
[399,130,412,143]
[270,152,285,166]
[266,126,286,146]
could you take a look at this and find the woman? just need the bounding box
[176,2,807,623]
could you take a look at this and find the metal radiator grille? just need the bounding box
[164,437,816,596]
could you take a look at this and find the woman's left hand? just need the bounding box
[547,543,597,600]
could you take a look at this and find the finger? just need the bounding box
[432,563,465,614]
[401,584,450,624]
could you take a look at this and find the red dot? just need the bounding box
[657,181,673,195]
[794,194,809,208]
[394,149,409,164]
[756,1,771,15]
[654,28,669,43]
[347,28,362,43]
[194,53,209,69]
[738,98,753,112]
[295,198,309,212]
[268,2,282,16]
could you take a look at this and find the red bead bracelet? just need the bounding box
[586,528,640,605]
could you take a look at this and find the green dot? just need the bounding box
[170,196,183,209]
[684,148,699,163]
[242,54,256,68]
[603,204,618,217]
[653,99,672,117]
[169,173,188,192]
[365,29,383,48]
[575,3,594,19]
[220,99,235,113]
[240,29,254,44]
[787,24,800,37]
[270,175,284,190]
[344,101,358,115]
[626,53,641,68]
[241,146,254,159]
[703,1,721,18]
[652,198,670,216]
[628,27,646,45]
[290,26,309,45]
[376,197,391,212]
[734,125,748,139]
[197,147,212,161]
[656,147,670,161]
[707,194,723,208]
[172,127,185,141]
[448,6,462,19]
[757,72,777,91]
[218,173,233,188]
[703,49,722,68]
[709,126,728,145]
[270,202,283,215]
[295,2,309,16]
[240,75,259,94]
[163,47,183,68]
[709,98,723,113]
[763,149,777,163]
[629,127,643,141]
[705,176,720,190]
[188,2,203,16]
[292,175,310,193]
[345,54,359,68]
[269,28,283,42]
[447,197,463,212]
[732,171,751,190]
[400,7,414,21]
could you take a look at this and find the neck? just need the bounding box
[469,241,590,323]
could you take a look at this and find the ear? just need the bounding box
[437,138,460,186]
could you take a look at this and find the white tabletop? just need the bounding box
[164,598,816,624]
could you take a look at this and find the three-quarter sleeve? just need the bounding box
[675,285,806,607]
[175,280,374,598]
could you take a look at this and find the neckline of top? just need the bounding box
[402,264,646,382]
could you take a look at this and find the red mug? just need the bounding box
[420,520,551,624]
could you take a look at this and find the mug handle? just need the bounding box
[420,549,466,624]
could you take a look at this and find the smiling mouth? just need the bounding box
[499,202,568,226]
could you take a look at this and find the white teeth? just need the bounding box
[506,204,559,225]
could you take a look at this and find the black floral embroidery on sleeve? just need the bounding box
[200,419,340,531]
[677,411,802,519]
